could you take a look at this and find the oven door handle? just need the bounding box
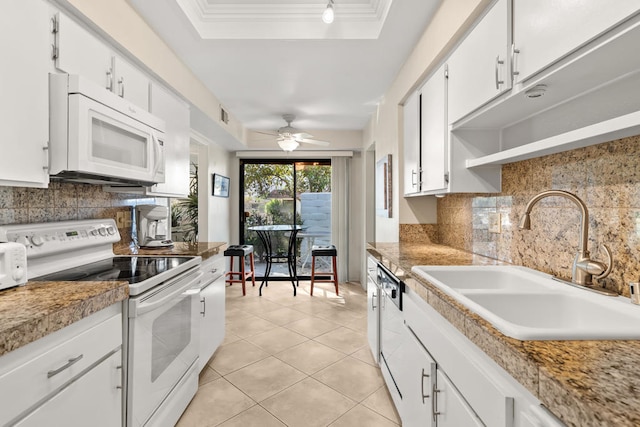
[133,271,203,316]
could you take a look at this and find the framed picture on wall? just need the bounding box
[376,154,392,218]
[212,174,230,197]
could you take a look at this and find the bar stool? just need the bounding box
[310,244,339,296]
[224,245,256,296]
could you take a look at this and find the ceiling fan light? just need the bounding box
[322,1,334,24]
[278,139,299,152]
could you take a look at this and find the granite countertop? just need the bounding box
[0,241,226,359]
[113,241,227,261]
[368,241,640,427]
[0,280,128,357]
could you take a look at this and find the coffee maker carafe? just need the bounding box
[135,205,173,248]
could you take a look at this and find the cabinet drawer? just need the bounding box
[405,293,514,427]
[0,308,122,425]
[200,255,225,287]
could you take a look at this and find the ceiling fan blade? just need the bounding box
[292,132,313,139]
[254,130,278,136]
[298,138,330,146]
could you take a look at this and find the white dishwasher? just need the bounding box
[378,263,406,409]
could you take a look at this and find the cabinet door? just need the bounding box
[199,257,226,371]
[0,0,50,188]
[55,13,113,91]
[435,369,484,427]
[403,91,421,195]
[513,1,640,83]
[447,0,510,124]
[398,330,436,427]
[148,83,191,197]
[420,65,448,193]
[15,350,122,427]
[366,276,379,363]
[113,56,150,111]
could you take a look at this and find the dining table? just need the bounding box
[247,224,306,296]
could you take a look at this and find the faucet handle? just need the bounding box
[594,244,613,280]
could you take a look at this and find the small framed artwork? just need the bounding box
[212,173,230,197]
[376,154,392,218]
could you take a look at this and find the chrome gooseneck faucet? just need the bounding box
[519,190,613,289]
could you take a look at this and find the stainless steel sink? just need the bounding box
[411,265,640,340]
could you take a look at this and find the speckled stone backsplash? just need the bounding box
[0,182,156,245]
[400,224,439,244]
[438,134,640,296]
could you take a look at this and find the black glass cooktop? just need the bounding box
[32,256,195,284]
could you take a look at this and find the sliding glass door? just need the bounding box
[240,159,331,279]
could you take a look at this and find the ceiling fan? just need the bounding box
[255,114,330,151]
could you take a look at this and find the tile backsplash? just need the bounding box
[0,182,157,245]
[434,134,640,296]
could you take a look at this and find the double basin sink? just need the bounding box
[411,265,640,340]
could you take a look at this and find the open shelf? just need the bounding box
[466,110,640,167]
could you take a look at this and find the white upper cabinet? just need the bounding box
[55,13,150,111]
[148,83,191,198]
[447,0,510,124]
[403,91,421,196]
[420,65,448,194]
[512,1,640,83]
[0,0,50,188]
[113,56,150,111]
[55,13,114,92]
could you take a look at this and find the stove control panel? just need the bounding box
[0,219,121,260]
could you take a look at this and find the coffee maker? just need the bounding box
[134,204,174,248]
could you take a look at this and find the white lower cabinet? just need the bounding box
[397,328,436,427]
[0,304,123,427]
[434,369,484,426]
[14,350,122,427]
[389,287,566,427]
[198,254,226,371]
[366,265,380,363]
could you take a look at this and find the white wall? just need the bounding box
[364,0,492,241]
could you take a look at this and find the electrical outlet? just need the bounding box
[116,211,127,228]
[488,213,501,233]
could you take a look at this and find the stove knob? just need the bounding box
[12,268,25,282]
[99,228,107,236]
[31,235,44,246]
[107,226,116,235]
[90,229,99,236]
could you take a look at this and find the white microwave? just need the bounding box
[49,73,166,186]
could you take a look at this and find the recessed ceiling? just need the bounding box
[176,0,393,39]
[128,0,441,137]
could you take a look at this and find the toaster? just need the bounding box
[0,242,27,291]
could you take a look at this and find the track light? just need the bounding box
[322,0,334,24]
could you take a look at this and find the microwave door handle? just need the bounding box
[152,133,163,178]
[134,272,203,316]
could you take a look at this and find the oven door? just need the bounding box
[127,269,202,426]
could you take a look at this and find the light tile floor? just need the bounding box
[177,279,401,427]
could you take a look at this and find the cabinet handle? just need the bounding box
[411,170,417,187]
[200,297,206,316]
[210,268,218,274]
[116,365,123,389]
[106,69,113,91]
[495,56,505,89]
[47,354,83,378]
[372,291,377,310]
[118,76,125,97]
[511,44,520,79]
[432,383,441,422]
[421,368,430,403]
